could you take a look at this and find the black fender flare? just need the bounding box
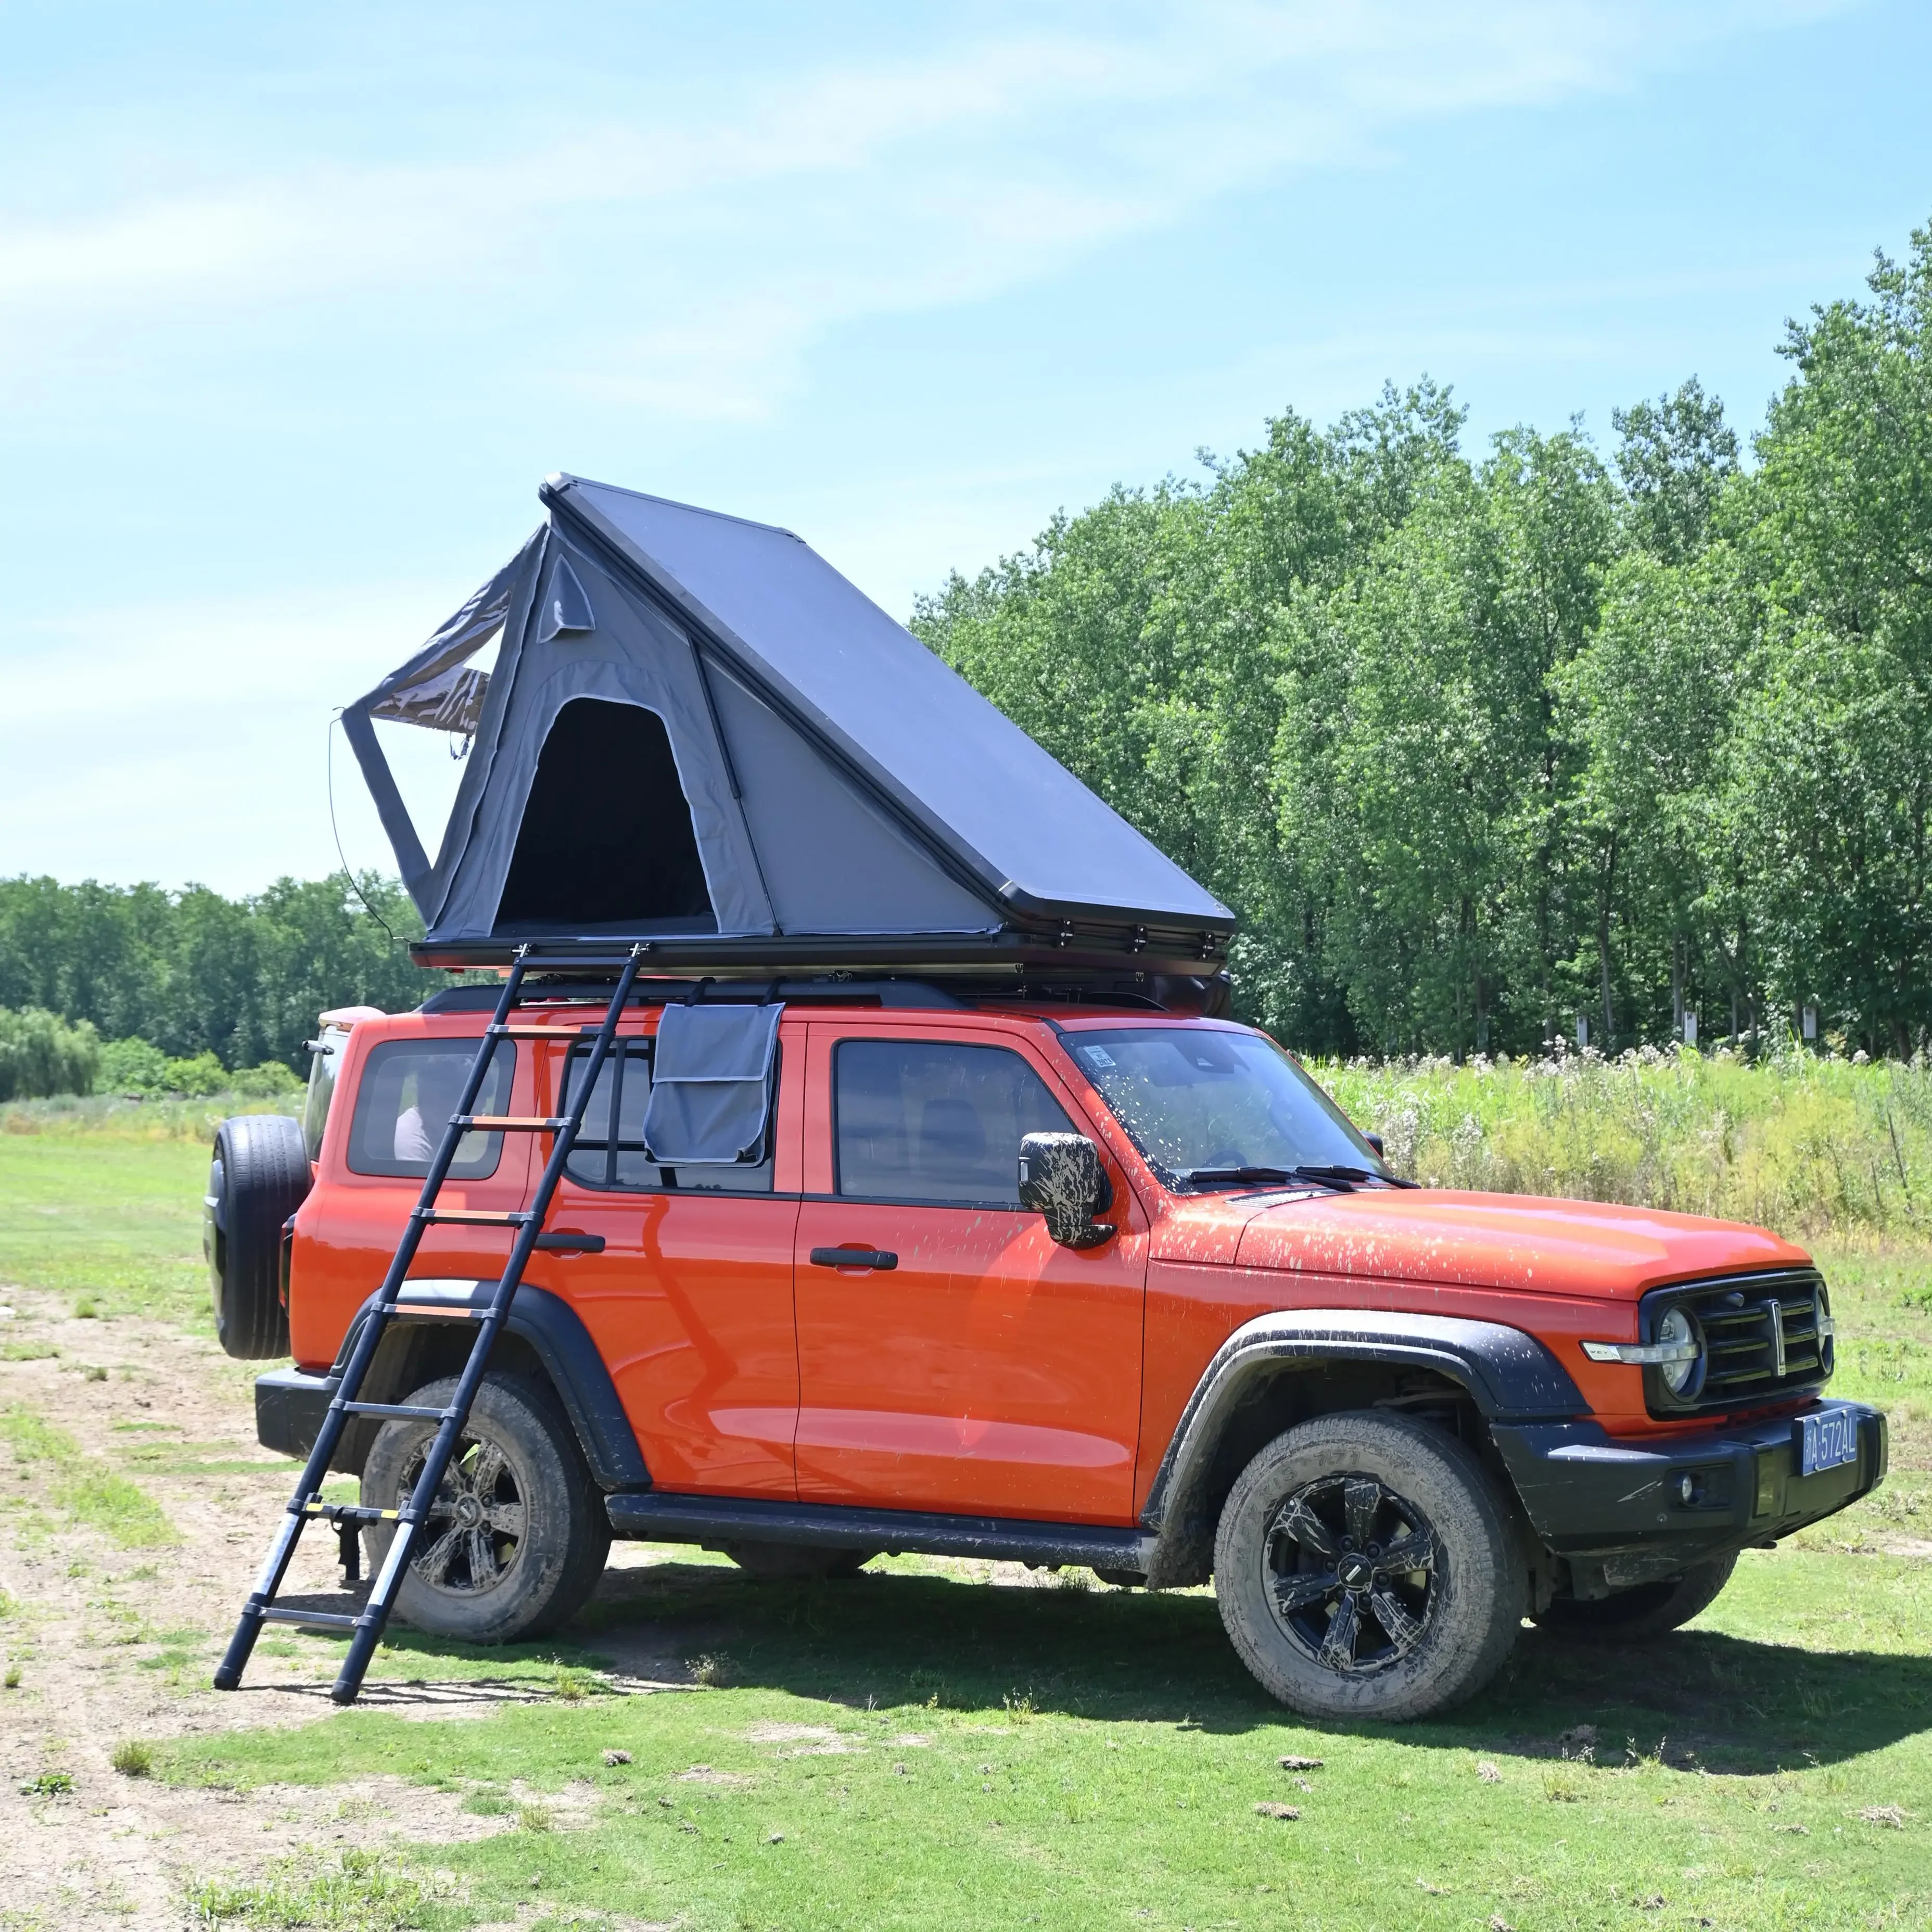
[1138,1308,1584,1588]
[332,1279,650,1489]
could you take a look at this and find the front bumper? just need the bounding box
[1492,1400,1887,1593]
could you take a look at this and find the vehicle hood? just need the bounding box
[1221,1188,1808,1301]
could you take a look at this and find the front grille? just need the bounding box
[1642,1268,1833,1417]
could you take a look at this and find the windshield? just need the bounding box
[1064,1026,1387,1191]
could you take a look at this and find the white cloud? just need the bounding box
[0,3,1834,423]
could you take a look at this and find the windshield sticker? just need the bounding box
[1080,1045,1117,1070]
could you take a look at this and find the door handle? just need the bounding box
[809,1247,898,1271]
[535,1230,606,1252]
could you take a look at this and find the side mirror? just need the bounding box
[1018,1133,1115,1249]
[1364,1132,1385,1159]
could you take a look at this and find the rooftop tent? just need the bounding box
[342,475,1235,980]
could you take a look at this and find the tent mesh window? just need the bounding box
[495,698,717,933]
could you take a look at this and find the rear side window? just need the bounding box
[560,1040,776,1194]
[345,1038,514,1179]
[302,1024,349,1163]
[834,1039,1074,1208]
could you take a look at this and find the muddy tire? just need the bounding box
[206,1114,309,1359]
[717,1543,877,1581]
[1213,1411,1526,1723]
[361,1374,610,1644]
[1534,1553,1736,1643]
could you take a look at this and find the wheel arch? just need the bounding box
[1139,1310,1583,1589]
[327,1282,649,1490]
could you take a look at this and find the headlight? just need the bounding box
[1656,1306,1699,1395]
[1581,1306,1705,1401]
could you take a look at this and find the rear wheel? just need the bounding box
[361,1374,609,1643]
[206,1114,309,1359]
[1214,1412,1526,1722]
[1534,1553,1736,1642]
[717,1543,877,1581]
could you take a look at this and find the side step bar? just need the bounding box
[605,1493,1155,1574]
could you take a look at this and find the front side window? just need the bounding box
[559,1040,776,1193]
[834,1039,1075,1208]
[345,1038,514,1179]
[1065,1026,1383,1190]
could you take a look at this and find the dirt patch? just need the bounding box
[0,1287,632,1928]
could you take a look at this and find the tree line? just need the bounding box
[912,223,1932,1060]
[0,872,435,1081]
[4,229,1926,1075]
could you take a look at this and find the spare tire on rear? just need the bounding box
[205,1113,310,1359]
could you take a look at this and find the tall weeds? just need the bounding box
[1316,1047,1932,1239]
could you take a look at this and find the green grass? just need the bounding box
[0,1403,177,1546]
[159,1546,1932,1931]
[0,1129,212,1324]
[1,1088,1925,1925]
[185,1849,456,1931]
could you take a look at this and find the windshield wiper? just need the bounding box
[1178,1163,1421,1193]
[1179,1164,1355,1192]
[1294,1162,1423,1190]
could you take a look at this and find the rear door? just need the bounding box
[793,1023,1148,1523]
[535,1019,804,1498]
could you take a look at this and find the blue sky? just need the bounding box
[3,1,1928,894]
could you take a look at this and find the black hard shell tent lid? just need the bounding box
[343,475,1235,984]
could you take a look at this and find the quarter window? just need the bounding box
[834,1039,1075,1208]
[345,1038,513,1179]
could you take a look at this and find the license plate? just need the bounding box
[1796,1405,1861,1477]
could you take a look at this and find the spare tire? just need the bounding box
[205,1113,310,1359]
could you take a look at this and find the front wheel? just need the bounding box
[1533,1553,1736,1642]
[361,1374,609,1644]
[1214,1412,1526,1722]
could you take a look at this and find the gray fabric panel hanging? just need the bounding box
[642,1002,783,1165]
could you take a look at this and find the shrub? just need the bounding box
[229,1060,302,1098]
[96,1037,170,1096]
[0,1007,99,1102]
[111,1739,154,1777]
[161,1052,228,1098]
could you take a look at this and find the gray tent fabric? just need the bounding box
[641,1001,782,1164]
[555,478,1227,926]
[535,554,596,643]
[342,474,1236,973]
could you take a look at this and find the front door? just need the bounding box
[536,1026,803,1497]
[793,1025,1148,1523]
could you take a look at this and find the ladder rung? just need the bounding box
[416,1208,531,1225]
[378,1302,484,1320]
[457,1115,568,1131]
[337,1400,452,1419]
[301,1501,403,1523]
[260,1607,361,1630]
[491,1025,594,1038]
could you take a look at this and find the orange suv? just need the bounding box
[210,981,1884,1722]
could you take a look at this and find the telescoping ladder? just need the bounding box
[214,943,646,1706]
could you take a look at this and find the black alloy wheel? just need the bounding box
[397,1430,528,1595]
[1214,1410,1526,1721]
[361,1372,609,1644]
[1264,1473,1439,1675]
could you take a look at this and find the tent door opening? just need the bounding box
[494,697,718,935]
